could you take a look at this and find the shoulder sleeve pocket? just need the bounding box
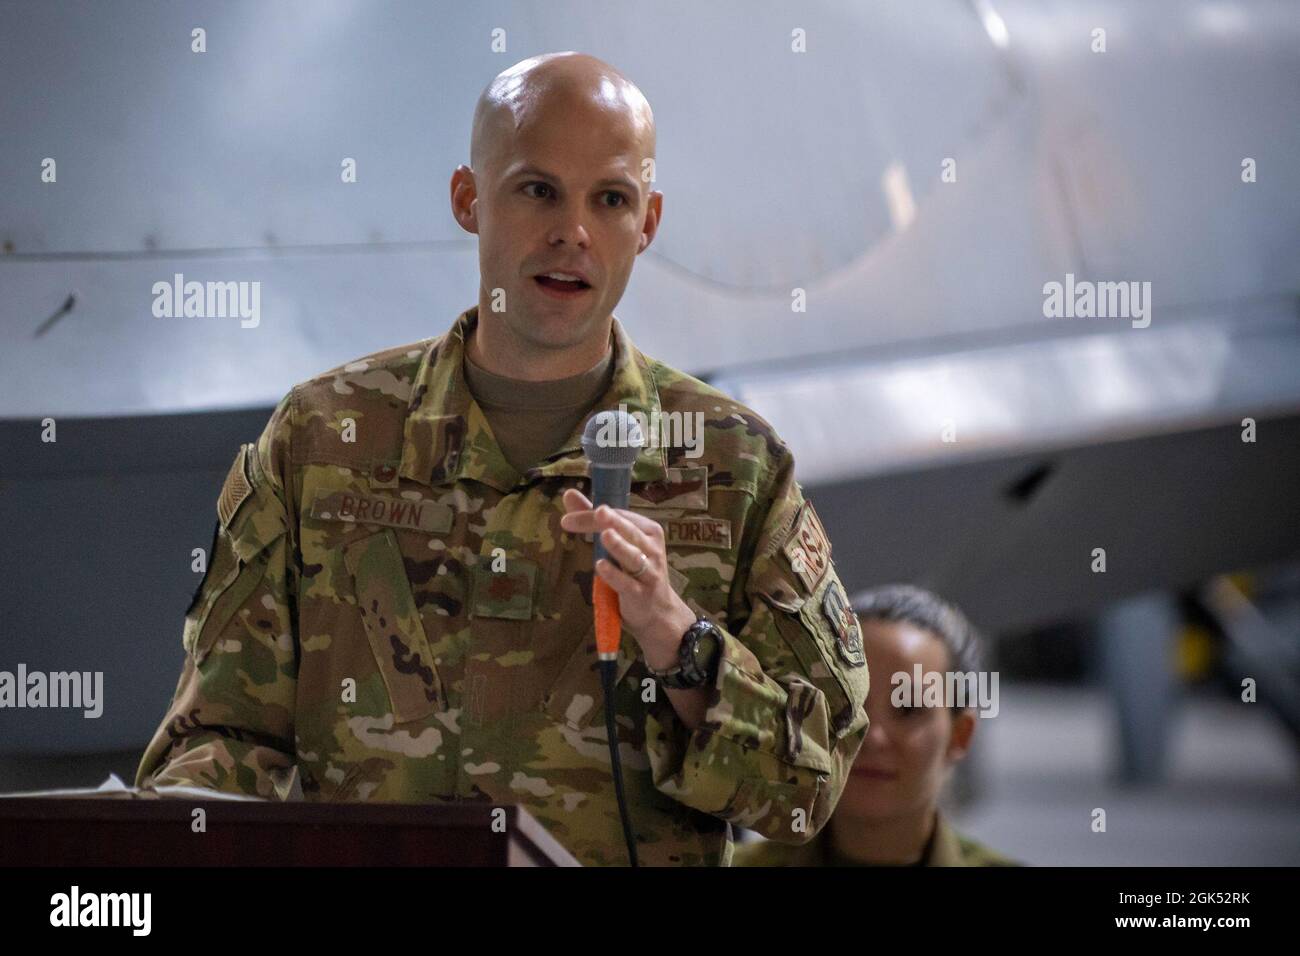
[754,564,870,740]
[184,444,289,665]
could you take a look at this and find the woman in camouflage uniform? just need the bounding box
[735,585,1018,866]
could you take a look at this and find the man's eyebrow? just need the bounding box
[594,174,640,192]
[506,165,639,192]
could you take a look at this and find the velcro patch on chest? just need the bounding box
[662,516,732,550]
[309,491,453,534]
[781,501,831,594]
[470,557,537,620]
[629,466,709,510]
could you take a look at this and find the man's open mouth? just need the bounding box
[534,272,592,293]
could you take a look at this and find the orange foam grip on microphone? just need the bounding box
[593,576,622,658]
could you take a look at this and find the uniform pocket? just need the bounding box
[184,522,284,665]
[755,569,870,740]
[344,528,446,724]
[185,443,291,664]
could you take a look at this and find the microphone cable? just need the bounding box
[600,655,639,867]
[582,410,646,868]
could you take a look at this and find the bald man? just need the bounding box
[137,52,870,867]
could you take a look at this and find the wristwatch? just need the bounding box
[647,615,723,690]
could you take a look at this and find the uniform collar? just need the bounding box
[813,810,957,866]
[398,304,668,492]
[924,812,967,867]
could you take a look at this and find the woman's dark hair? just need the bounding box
[849,583,984,676]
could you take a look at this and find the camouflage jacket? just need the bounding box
[731,812,1021,867]
[136,305,871,866]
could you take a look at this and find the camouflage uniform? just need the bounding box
[137,305,871,866]
[732,812,1020,866]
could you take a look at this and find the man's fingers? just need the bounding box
[561,512,597,532]
[595,557,639,596]
[599,528,652,581]
[559,489,595,533]
[565,505,655,557]
[560,501,622,534]
[558,498,663,571]
[561,488,593,512]
[617,508,662,537]
[602,508,656,558]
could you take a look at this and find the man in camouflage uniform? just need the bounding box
[137,52,870,866]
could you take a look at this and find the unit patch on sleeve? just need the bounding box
[821,578,866,668]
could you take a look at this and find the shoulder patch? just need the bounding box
[781,501,831,595]
[216,444,253,529]
[821,578,866,667]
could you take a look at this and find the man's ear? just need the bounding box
[450,165,480,235]
[946,710,977,763]
[638,190,663,253]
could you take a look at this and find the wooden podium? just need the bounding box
[0,797,581,867]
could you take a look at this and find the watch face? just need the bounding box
[692,633,716,667]
[692,628,721,673]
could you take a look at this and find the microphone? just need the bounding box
[580,409,645,662]
[580,408,644,867]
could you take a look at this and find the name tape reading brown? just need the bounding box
[309,491,453,534]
